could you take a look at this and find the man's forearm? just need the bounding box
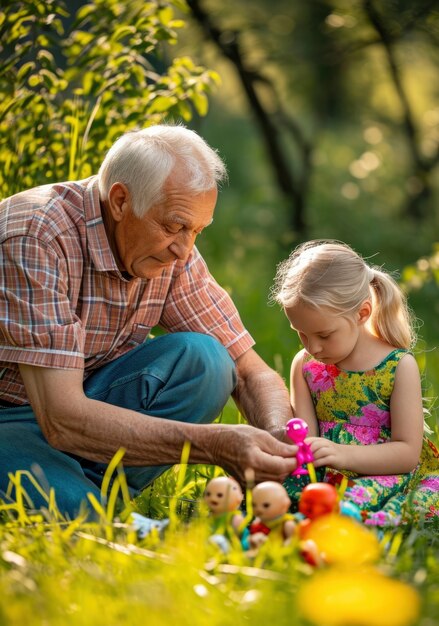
[45,396,298,484]
[43,394,230,465]
[233,357,294,438]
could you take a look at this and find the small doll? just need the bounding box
[298,482,339,523]
[203,476,245,552]
[249,481,296,550]
[285,418,314,476]
[296,482,339,566]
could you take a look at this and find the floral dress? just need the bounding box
[283,349,439,527]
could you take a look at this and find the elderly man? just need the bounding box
[0,124,296,518]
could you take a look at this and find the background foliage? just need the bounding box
[179,0,439,430]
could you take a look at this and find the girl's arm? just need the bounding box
[290,349,319,437]
[309,354,424,474]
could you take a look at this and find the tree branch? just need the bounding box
[187,0,312,235]
[363,0,437,218]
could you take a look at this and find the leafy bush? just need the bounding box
[0,0,220,195]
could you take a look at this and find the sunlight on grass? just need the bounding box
[0,444,438,626]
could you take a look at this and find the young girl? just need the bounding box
[273,240,439,527]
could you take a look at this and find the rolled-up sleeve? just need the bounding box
[160,248,255,361]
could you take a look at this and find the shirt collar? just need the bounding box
[83,176,121,273]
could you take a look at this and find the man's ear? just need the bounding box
[107,183,132,222]
[358,300,372,325]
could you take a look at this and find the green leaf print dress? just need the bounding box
[283,349,439,527]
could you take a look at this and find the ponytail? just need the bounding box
[369,269,415,349]
[273,240,417,350]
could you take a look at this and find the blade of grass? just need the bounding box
[168,440,191,528]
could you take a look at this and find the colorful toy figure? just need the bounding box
[203,476,245,552]
[296,482,339,565]
[249,481,296,549]
[300,513,381,566]
[130,512,170,539]
[285,418,314,476]
[299,482,339,521]
[339,500,363,522]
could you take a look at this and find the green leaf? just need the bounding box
[111,25,136,42]
[176,99,192,122]
[191,90,208,116]
[71,30,95,47]
[149,94,178,113]
[208,70,221,86]
[40,68,58,89]
[16,62,35,83]
[28,75,41,87]
[37,49,56,68]
[75,3,96,22]
[158,6,174,25]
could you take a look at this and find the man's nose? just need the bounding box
[170,232,196,260]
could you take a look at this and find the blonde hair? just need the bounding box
[98,124,227,217]
[272,240,415,349]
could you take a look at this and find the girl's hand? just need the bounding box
[306,437,347,470]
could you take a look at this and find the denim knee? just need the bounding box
[173,332,237,408]
[85,331,237,424]
[177,333,236,383]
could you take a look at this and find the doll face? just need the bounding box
[204,477,243,515]
[252,482,291,522]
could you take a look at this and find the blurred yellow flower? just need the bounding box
[302,514,381,565]
[298,566,420,626]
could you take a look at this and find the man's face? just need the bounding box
[109,177,217,279]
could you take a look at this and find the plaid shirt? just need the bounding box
[0,177,254,404]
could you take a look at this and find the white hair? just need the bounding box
[97,124,228,217]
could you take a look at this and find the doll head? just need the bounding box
[204,476,243,515]
[299,483,338,519]
[252,481,292,523]
[286,418,309,444]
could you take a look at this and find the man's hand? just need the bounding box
[208,423,298,484]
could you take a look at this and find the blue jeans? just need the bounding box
[0,332,236,519]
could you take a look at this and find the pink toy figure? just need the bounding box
[286,418,314,476]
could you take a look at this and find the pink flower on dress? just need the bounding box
[418,476,439,491]
[303,361,338,393]
[346,424,380,445]
[365,511,401,527]
[319,422,334,436]
[347,485,371,505]
[367,475,400,487]
[350,404,390,429]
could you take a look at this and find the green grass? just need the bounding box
[1,421,438,626]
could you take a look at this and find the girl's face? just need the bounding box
[285,301,361,366]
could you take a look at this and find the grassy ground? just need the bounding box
[0,432,438,626]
